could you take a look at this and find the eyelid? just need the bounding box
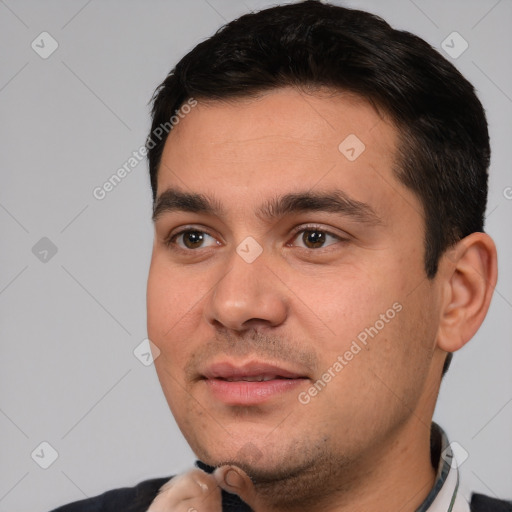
[286,227,349,254]
[164,225,220,250]
[286,224,352,245]
[288,223,351,243]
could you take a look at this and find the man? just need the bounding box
[50,1,511,511]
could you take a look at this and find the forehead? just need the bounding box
[165,87,394,157]
[156,87,419,224]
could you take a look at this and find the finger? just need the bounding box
[213,465,258,509]
[147,472,220,512]
[147,469,222,512]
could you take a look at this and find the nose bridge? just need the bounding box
[203,243,288,331]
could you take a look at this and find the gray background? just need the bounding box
[0,1,511,511]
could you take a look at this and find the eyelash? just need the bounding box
[164,224,348,253]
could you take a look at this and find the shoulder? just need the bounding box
[470,493,512,512]
[48,475,173,512]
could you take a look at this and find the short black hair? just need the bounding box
[147,0,491,376]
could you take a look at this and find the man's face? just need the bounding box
[147,87,443,496]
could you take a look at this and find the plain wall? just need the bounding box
[0,1,511,511]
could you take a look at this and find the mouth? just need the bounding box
[200,361,310,405]
[219,375,290,382]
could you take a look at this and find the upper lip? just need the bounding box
[201,360,308,380]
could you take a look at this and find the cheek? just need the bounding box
[362,290,437,405]
[147,256,199,340]
[147,272,199,392]
[292,268,386,354]
[298,259,427,384]
[147,264,196,407]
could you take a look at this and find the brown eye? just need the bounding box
[290,227,342,250]
[166,229,219,250]
[181,231,206,249]
[301,230,327,249]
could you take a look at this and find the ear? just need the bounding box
[436,232,497,353]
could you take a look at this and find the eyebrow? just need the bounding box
[152,187,381,226]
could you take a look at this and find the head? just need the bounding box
[146,1,497,506]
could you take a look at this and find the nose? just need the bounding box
[203,249,288,332]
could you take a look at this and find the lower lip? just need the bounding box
[204,378,307,405]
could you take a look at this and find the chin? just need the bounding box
[195,441,266,468]
[198,441,304,482]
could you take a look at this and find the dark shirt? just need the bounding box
[48,423,511,512]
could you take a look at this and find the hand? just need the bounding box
[146,465,257,512]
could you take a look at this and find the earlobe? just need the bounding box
[436,232,497,354]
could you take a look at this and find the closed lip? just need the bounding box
[200,360,309,381]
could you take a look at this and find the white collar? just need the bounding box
[416,423,470,512]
